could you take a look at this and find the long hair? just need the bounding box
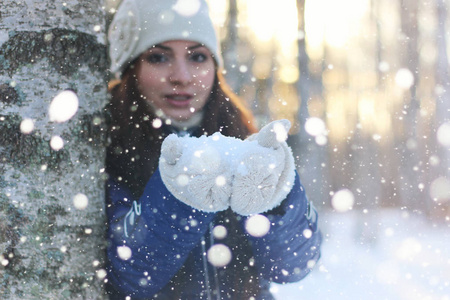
[105,66,263,299]
[105,67,257,197]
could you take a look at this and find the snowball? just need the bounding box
[73,193,89,210]
[49,90,79,123]
[168,132,246,172]
[207,244,232,267]
[190,145,221,171]
[117,245,132,261]
[165,129,287,176]
[331,189,354,212]
[245,214,271,237]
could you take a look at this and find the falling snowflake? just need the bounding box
[430,177,450,202]
[49,90,79,123]
[172,0,201,17]
[20,118,34,134]
[394,68,414,90]
[207,244,232,267]
[437,122,450,147]
[117,245,132,261]
[245,214,271,237]
[331,189,354,212]
[73,193,89,210]
[50,136,64,151]
[212,225,227,239]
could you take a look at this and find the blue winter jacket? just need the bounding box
[105,168,321,299]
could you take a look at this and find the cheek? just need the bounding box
[137,64,166,88]
[198,69,215,87]
[138,74,165,91]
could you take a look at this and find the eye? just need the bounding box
[145,53,168,64]
[190,52,209,63]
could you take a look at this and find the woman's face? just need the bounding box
[135,40,216,121]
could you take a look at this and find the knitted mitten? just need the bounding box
[159,133,238,212]
[229,119,296,216]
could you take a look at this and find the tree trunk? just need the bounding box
[0,1,108,298]
[398,0,422,211]
[431,0,450,219]
[222,0,239,91]
[292,0,328,209]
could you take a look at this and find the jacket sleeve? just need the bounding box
[241,171,322,283]
[105,168,217,299]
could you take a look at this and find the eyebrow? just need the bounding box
[152,43,205,51]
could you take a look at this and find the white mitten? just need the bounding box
[159,132,241,212]
[230,119,296,216]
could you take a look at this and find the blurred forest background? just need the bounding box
[107,0,450,224]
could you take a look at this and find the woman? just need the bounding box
[105,0,322,299]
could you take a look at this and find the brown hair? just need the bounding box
[105,68,257,197]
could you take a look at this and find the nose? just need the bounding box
[169,59,192,85]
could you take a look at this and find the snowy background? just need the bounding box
[271,209,450,300]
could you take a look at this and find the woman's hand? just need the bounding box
[159,133,233,212]
[159,120,296,215]
[230,119,296,215]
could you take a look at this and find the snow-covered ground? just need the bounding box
[271,209,450,300]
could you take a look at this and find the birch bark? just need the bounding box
[0,1,108,298]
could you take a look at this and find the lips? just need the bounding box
[165,93,193,107]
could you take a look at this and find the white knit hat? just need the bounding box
[108,0,222,75]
